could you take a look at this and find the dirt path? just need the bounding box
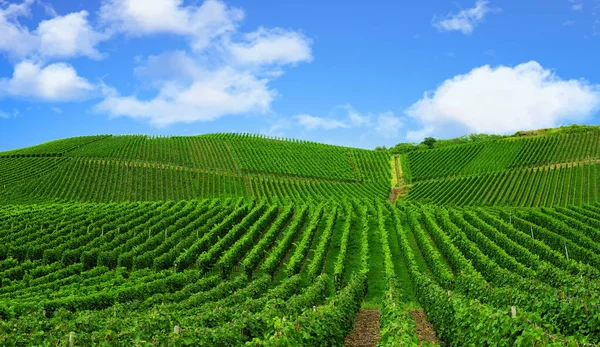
[345,310,381,347]
[389,155,409,203]
[409,309,441,345]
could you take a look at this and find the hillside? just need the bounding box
[401,128,600,207]
[0,134,390,204]
[2,129,600,345]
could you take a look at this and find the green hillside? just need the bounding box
[0,134,390,204]
[402,128,600,207]
[2,129,600,346]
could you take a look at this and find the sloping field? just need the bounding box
[0,134,390,204]
[402,128,600,207]
[1,129,600,345]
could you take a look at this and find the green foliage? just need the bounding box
[0,133,391,204]
[3,127,600,345]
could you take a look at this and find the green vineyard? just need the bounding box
[2,128,600,346]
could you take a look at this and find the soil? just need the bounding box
[390,155,410,203]
[345,310,381,347]
[409,309,441,345]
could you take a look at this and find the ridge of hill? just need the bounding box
[0,133,390,204]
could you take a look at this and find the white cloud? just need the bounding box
[95,1,312,126]
[99,0,243,51]
[0,1,106,60]
[294,114,349,130]
[432,0,499,35]
[261,118,294,137]
[96,67,274,126]
[562,20,576,26]
[375,112,403,138]
[345,105,371,127]
[228,27,312,66]
[134,50,202,87]
[0,0,38,58]
[406,127,435,143]
[405,61,600,141]
[36,11,106,60]
[0,61,95,102]
[51,107,62,114]
[36,0,57,17]
[569,0,583,11]
[263,106,401,143]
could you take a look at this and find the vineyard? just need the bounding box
[1,128,600,345]
[0,134,390,205]
[402,128,600,207]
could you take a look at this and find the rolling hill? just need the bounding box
[1,128,600,346]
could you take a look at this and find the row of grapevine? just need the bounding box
[407,161,600,207]
[0,135,109,157]
[402,129,600,182]
[0,197,380,345]
[397,203,596,344]
[0,157,66,187]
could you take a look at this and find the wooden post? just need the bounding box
[68,332,75,347]
[530,226,534,240]
[511,306,517,318]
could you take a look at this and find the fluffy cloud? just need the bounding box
[0,0,38,58]
[133,50,202,86]
[294,114,349,130]
[432,0,498,35]
[0,61,95,102]
[96,1,312,126]
[228,28,312,66]
[405,61,600,141]
[0,1,106,60]
[96,67,274,126]
[37,11,106,60]
[99,0,243,51]
[262,106,402,144]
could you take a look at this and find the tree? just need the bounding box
[421,137,437,149]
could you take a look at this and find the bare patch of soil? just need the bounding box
[345,310,381,347]
[409,309,441,345]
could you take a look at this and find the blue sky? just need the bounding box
[1,0,600,151]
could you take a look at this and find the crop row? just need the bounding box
[407,161,600,207]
